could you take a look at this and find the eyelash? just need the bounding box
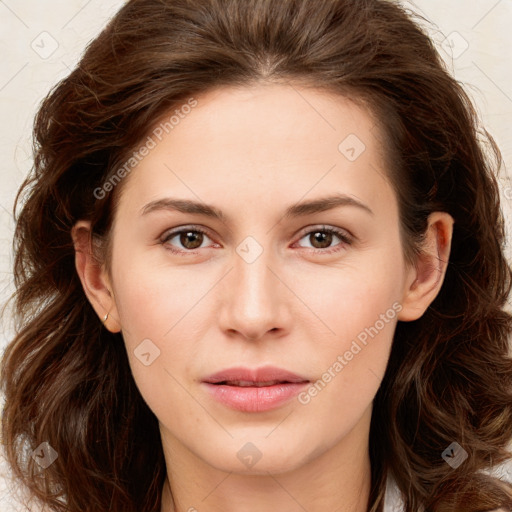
[160,225,353,256]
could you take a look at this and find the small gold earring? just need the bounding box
[102,312,109,324]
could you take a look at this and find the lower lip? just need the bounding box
[202,382,309,412]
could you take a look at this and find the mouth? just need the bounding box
[201,366,310,412]
[210,379,308,387]
[202,366,310,386]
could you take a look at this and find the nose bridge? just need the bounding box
[219,235,287,339]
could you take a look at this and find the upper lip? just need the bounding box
[202,366,310,385]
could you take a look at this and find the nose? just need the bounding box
[217,243,292,341]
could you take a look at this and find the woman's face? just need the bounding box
[103,83,417,474]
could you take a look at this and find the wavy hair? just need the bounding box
[2,0,512,511]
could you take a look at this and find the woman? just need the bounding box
[1,0,511,511]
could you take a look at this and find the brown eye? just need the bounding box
[309,231,333,249]
[179,231,204,249]
[296,226,352,253]
[161,227,213,253]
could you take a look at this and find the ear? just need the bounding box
[398,212,454,322]
[71,220,121,333]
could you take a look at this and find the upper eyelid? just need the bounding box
[161,225,215,240]
[296,224,352,239]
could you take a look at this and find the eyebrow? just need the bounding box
[140,193,374,220]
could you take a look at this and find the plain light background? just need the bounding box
[0,0,511,510]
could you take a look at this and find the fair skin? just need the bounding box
[72,83,453,512]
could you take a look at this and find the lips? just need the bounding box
[217,380,290,387]
[201,366,310,412]
[202,366,310,386]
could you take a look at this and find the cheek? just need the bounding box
[313,285,399,389]
[110,258,215,414]
[112,252,211,341]
[294,256,403,416]
[297,300,398,440]
[300,253,404,347]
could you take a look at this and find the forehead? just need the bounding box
[152,83,382,157]
[115,83,394,217]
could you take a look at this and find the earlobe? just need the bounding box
[398,212,454,322]
[71,220,122,333]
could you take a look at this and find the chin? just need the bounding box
[199,436,313,476]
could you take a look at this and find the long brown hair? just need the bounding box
[2,0,512,510]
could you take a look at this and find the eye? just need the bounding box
[160,224,352,256]
[295,225,352,254]
[160,226,215,255]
